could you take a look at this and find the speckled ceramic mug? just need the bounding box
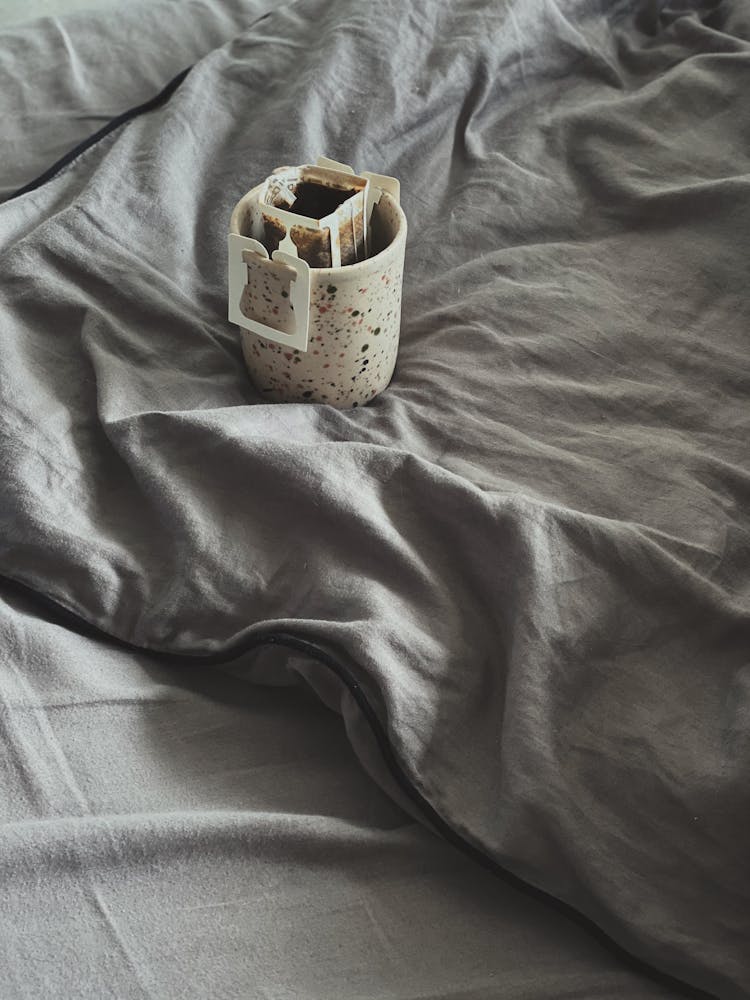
[228,182,406,407]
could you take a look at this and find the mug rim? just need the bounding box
[229,184,407,276]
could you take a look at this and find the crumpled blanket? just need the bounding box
[1,1,748,996]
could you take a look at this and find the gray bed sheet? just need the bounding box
[0,585,671,1000]
[1,1,748,997]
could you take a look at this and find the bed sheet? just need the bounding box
[1,1,748,997]
[1,585,672,999]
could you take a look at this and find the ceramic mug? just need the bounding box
[228,179,406,407]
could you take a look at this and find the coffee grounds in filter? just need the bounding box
[278,181,357,219]
[257,164,369,267]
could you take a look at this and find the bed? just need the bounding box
[1,1,748,997]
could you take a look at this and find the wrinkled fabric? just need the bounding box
[5,585,673,1000]
[0,0,272,199]
[1,1,749,997]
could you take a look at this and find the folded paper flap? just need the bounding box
[239,236,269,259]
[227,232,311,352]
[362,171,400,206]
[315,156,356,174]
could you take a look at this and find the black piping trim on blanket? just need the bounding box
[6,66,192,200]
[0,572,716,1000]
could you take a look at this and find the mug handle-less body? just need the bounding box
[227,232,311,353]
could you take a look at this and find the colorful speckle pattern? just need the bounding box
[238,194,405,408]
